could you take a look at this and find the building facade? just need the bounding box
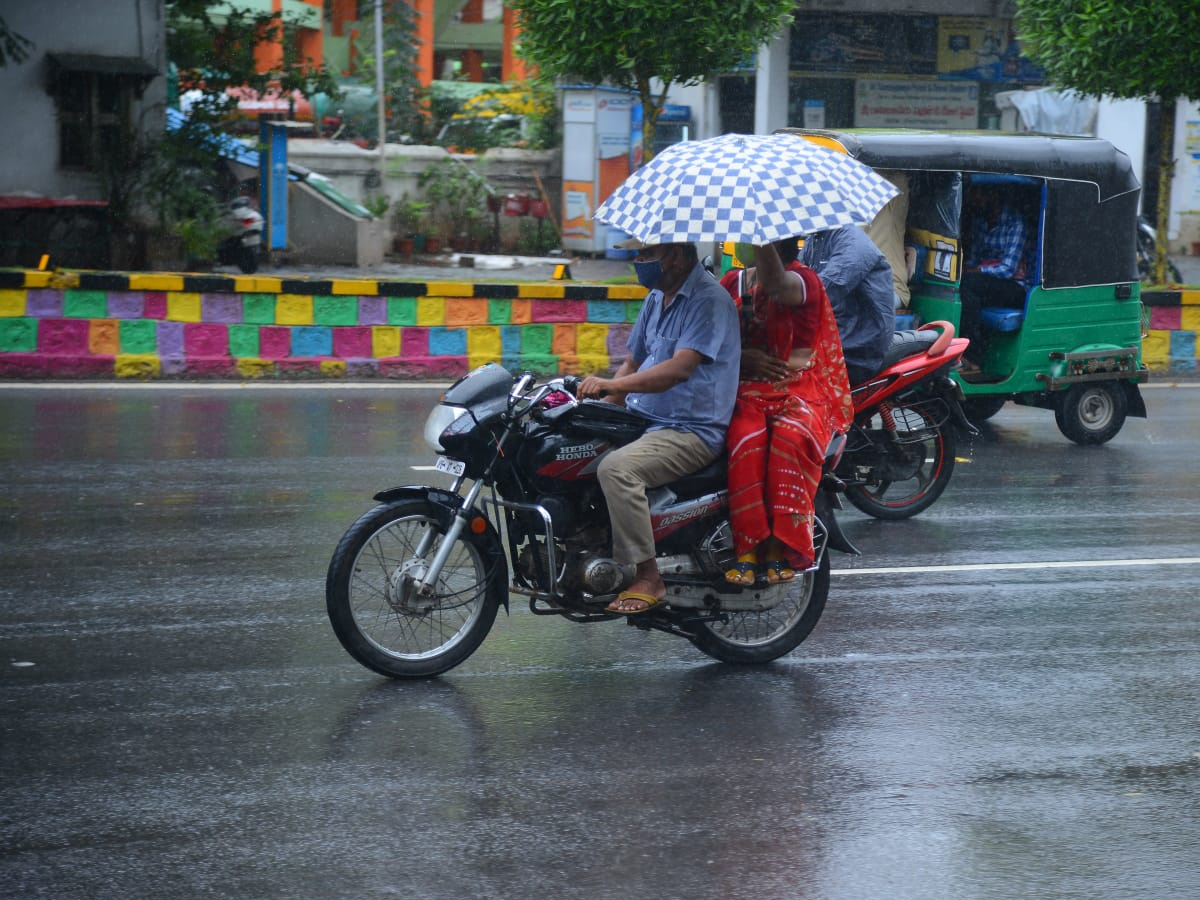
[0,0,167,202]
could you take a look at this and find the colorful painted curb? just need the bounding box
[2,270,1196,379]
[0,268,646,380]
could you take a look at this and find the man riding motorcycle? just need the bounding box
[577,240,742,615]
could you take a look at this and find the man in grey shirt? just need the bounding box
[802,225,896,385]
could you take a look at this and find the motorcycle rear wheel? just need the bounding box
[689,551,829,664]
[844,403,957,520]
[326,499,503,678]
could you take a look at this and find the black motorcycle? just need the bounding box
[325,364,858,678]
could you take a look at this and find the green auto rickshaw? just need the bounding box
[779,128,1148,445]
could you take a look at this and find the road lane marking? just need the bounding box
[832,557,1200,575]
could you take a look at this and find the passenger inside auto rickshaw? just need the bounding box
[957,180,1039,373]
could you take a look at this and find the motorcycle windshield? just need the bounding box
[442,363,515,407]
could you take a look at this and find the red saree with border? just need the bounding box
[721,263,853,567]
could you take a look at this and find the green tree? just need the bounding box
[123,1,344,264]
[350,0,430,143]
[169,0,341,122]
[508,0,795,162]
[1016,0,1200,282]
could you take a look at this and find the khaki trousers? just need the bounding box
[597,428,717,565]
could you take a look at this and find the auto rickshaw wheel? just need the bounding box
[1054,382,1128,446]
[961,395,1008,426]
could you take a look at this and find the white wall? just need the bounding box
[1095,97,1147,204]
[1169,99,1200,250]
[0,0,166,199]
[754,29,791,136]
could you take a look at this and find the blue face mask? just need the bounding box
[633,257,664,289]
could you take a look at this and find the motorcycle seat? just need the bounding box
[670,456,728,501]
[879,328,941,369]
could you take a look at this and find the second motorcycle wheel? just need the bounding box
[844,403,957,520]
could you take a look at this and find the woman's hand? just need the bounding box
[741,347,789,382]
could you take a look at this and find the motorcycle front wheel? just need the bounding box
[326,499,504,679]
[843,403,957,520]
[689,550,829,664]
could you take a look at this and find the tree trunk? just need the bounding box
[1155,100,1176,284]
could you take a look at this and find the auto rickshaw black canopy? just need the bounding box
[778,129,1141,288]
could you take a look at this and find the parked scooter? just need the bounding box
[1137,215,1182,284]
[218,197,263,274]
[326,364,860,678]
[836,321,976,520]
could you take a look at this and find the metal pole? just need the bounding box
[375,0,386,184]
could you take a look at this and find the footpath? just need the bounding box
[262,251,637,285]
[268,248,1200,285]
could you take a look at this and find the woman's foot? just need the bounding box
[764,561,795,584]
[724,561,757,586]
[724,550,760,586]
[763,538,795,583]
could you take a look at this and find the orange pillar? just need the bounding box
[459,0,484,81]
[502,6,530,82]
[296,0,324,68]
[411,0,435,87]
[254,0,286,73]
[330,0,356,36]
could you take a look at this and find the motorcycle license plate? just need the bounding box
[435,456,466,476]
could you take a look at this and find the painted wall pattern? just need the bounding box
[1142,289,1200,375]
[0,270,645,379]
[0,269,1197,378]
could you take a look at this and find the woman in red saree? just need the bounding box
[719,239,854,585]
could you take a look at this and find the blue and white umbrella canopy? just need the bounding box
[594,132,899,246]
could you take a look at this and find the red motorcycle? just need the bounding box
[835,321,975,519]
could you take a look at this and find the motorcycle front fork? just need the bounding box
[410,472,481,598]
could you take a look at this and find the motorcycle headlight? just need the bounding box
[423,403,468,453]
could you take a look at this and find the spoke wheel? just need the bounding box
[690,550,829,664]
[326,499,504,678]
[844,403,957,520]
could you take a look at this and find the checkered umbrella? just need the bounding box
[594,132,899,246]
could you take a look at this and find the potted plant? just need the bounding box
[418,158,492,252]
[390,195,430,255]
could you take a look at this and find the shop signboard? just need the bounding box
[855,79,978,130]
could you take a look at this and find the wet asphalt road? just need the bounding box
[2,383,1199,900]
